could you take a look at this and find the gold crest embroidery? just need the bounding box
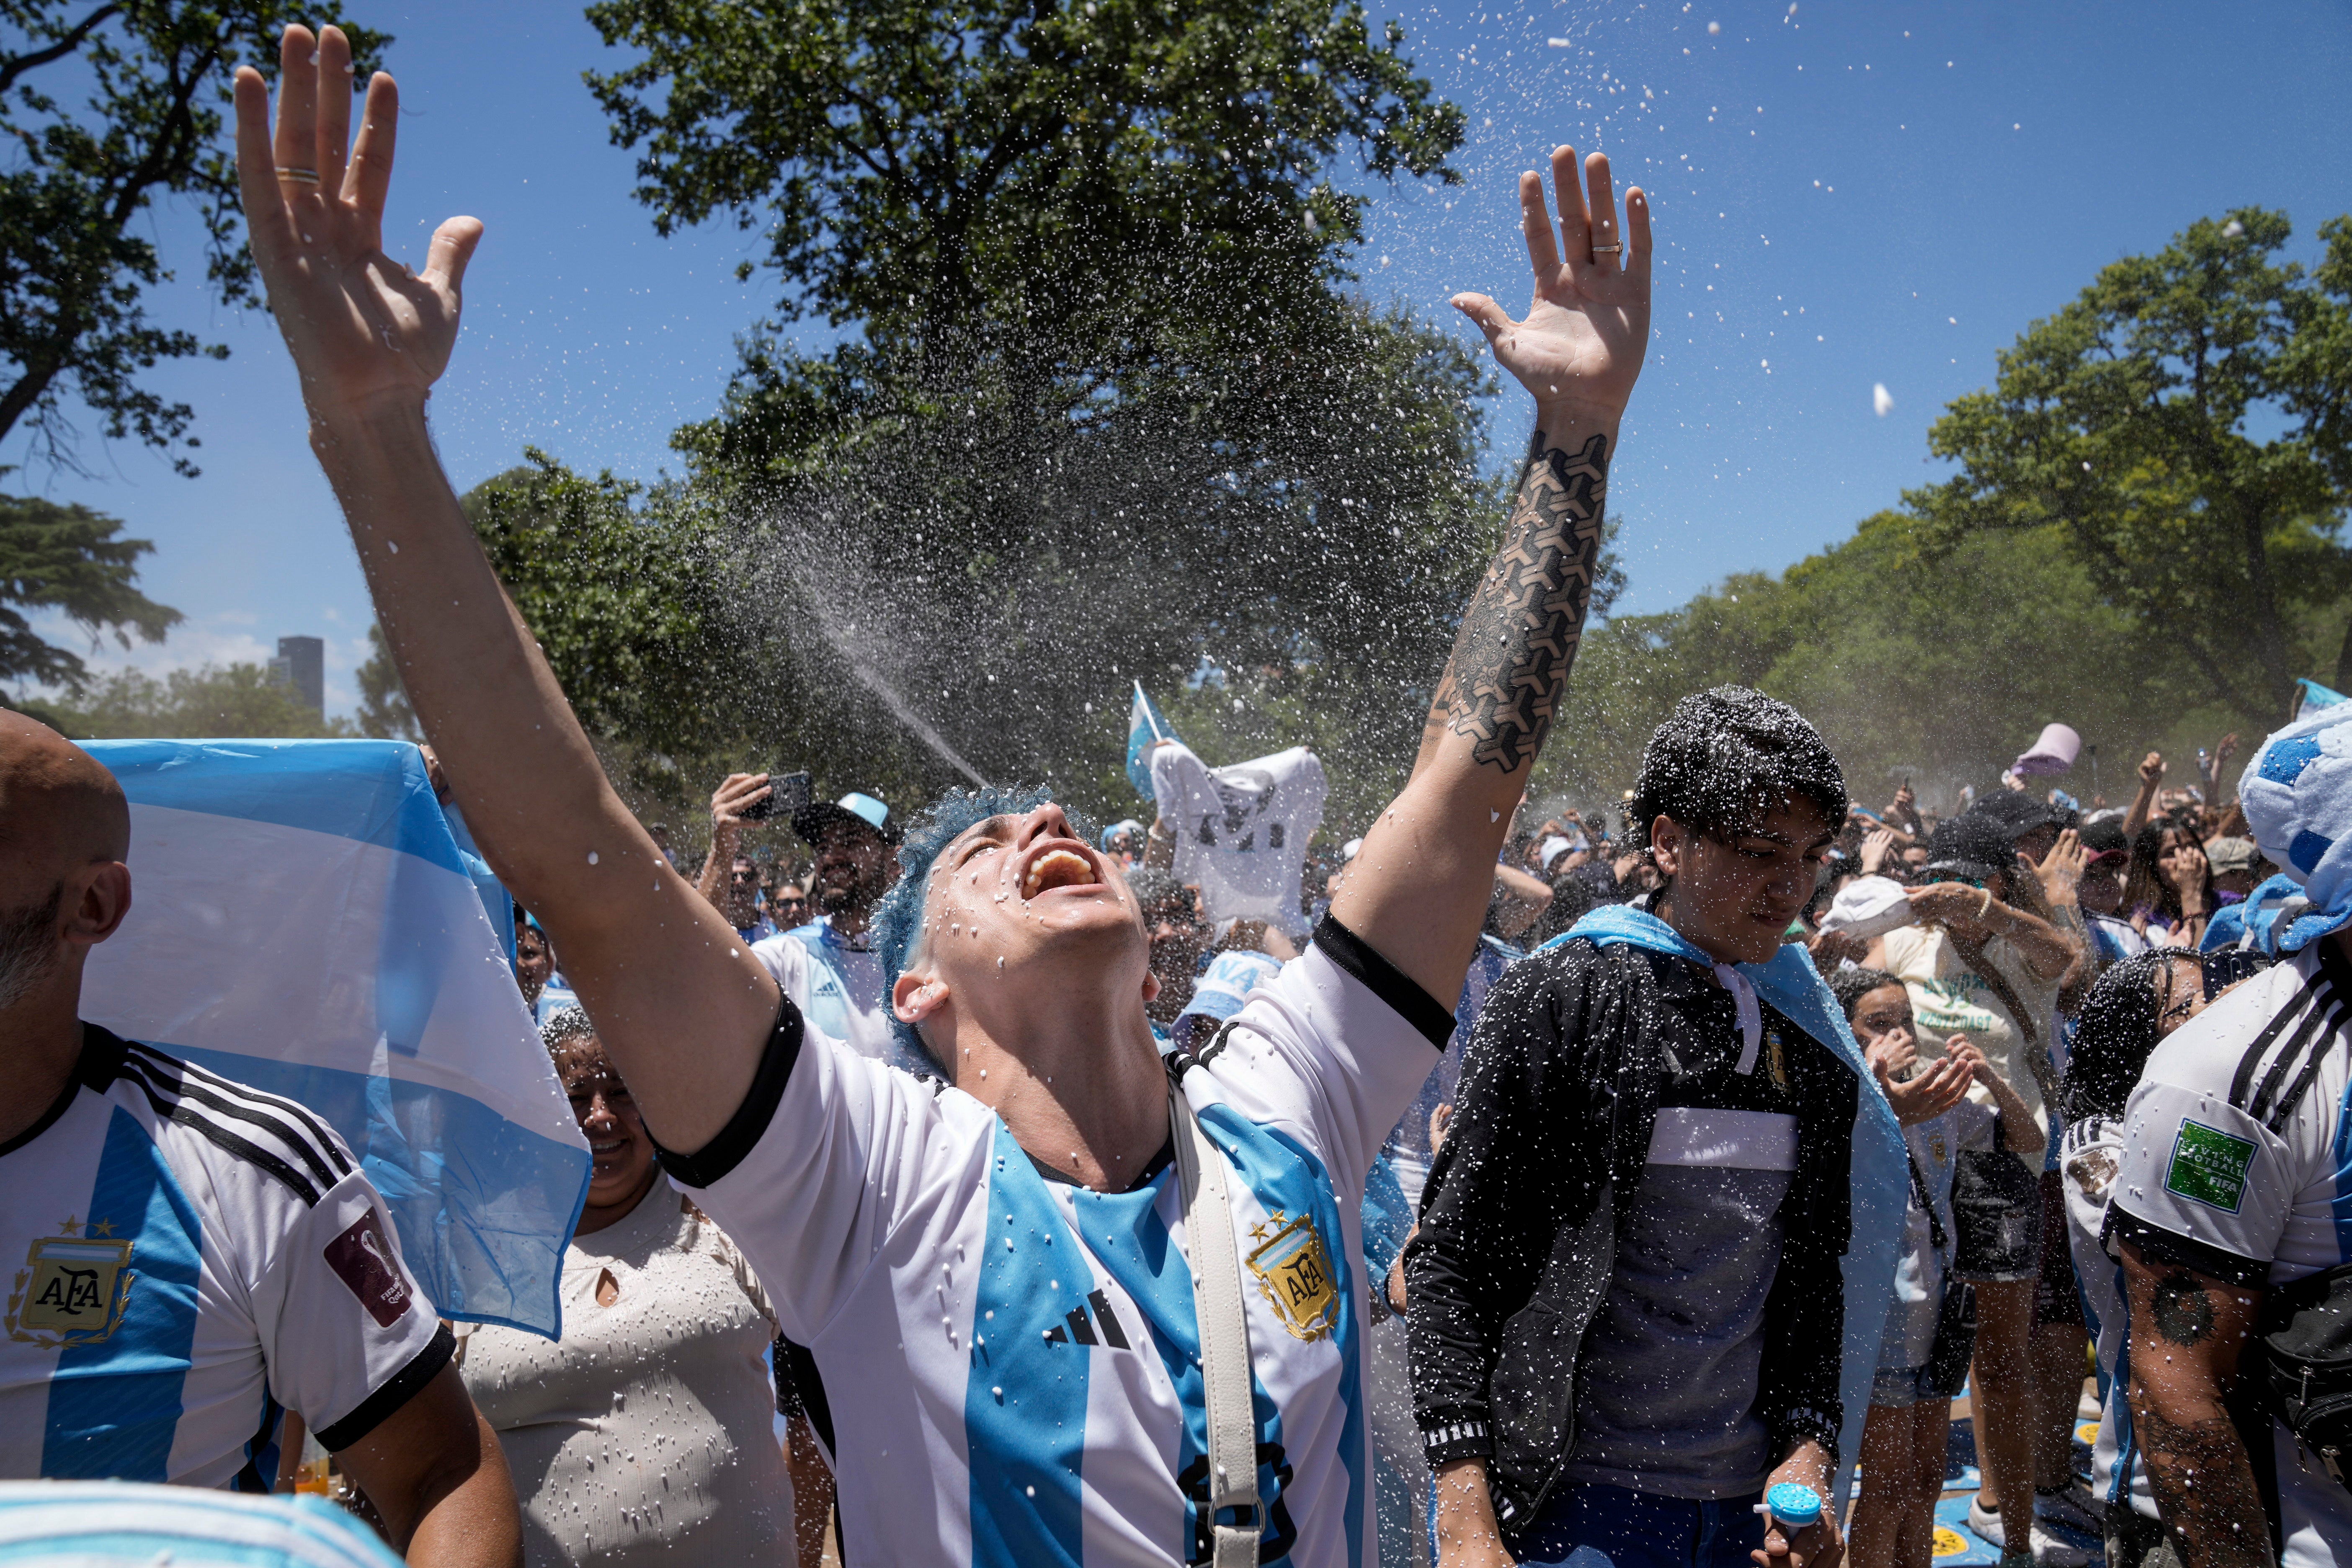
[9,1228,136,1348]
[1246,1212,1339,1342]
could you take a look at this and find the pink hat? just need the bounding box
[2013,722,2081,779]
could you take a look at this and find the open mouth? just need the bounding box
[1021,848,1100,899]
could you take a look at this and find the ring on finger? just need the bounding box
[1591,243,1622,255]
[275,166,320,184]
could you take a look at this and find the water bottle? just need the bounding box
[1753,1480,1823,1539]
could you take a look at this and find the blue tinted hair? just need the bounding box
[871,784,1096,1065]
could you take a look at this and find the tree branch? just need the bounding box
[0,2,122,98]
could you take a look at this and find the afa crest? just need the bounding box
[8,1224,136,1348]
[1246,1212,1339,1342]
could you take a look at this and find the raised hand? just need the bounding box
[1453,145,1650,424]
[233,26,481,422]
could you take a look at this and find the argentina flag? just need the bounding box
[75,739,590,1338]
[1125,679,1180,799]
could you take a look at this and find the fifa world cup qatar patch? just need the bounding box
[324,1209,413,1328]
[2164,1120,2257,1215]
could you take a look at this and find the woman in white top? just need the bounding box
[454,1010,829,1568]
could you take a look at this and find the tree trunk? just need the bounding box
[2335,608,2352,698]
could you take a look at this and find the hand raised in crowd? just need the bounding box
[1808,926,1870,969]
[1905,880,1993,936]
[709,772,774,832]
[2160,837,2210,908]
[2138,750,2165,787]
[1865,1033,1971,1127]
[234,26,480,422]
[1449,144,1651,425]
[2033,827,2085,909]
[1857,827,1898,877]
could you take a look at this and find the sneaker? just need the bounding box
[1968,1496,2008,1548]
[2029,1522,2094,1566]
[2077,1386,2103,1421]
[2035,1483,2102,1537]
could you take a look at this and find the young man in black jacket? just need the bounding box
[1408,687,1908,1568]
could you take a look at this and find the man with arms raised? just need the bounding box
[0,712,520,1565]
[232,26,1650,1562]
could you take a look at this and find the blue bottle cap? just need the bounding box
[1765,1481,1823,1527]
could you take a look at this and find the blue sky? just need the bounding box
[13,0,2351,716]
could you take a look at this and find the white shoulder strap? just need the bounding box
[1169,1080,1263,1568]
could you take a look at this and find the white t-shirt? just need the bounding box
[2060,1112,2154,1521]
[1882,925,2060,1138]
[1149,743,1328,935]
[2107,944,2352,1566]
[456,1187,792,1567]
[665,925,1445,1566]
[0,1026,447,1488]
[750,918,928,1075]
[1880,1098,2000,1370]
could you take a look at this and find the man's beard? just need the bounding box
[817,874,877,917]
[0,883,64,1011]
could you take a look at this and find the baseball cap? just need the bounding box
[2079,818,2130,863]
[792,790,900,846]
[1819,875,1915,939]
[2204,836,2260,874]
[1924,813,2017,882]
[1969,789,2056,840]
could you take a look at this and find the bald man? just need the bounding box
[0,712,521,1566]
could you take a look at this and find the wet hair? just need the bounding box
[2125,822,2213,923]
[1627,687,1848,857]
[1828,965,1907,1022]
[2061,950,2202,1122]
[539,1005,596,1054]
[870,784,1096,1066]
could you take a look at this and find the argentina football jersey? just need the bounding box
[667,917,1447,1565]
[0,1025,448,1489]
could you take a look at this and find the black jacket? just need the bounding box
[1403,937,1857,1537]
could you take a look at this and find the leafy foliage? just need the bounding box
[585,0,1461,354]
[351,622,415,740]
[36,660,353,738]
[0,4,386,476]
[1911,207,2352,717]
[0,491,178,696]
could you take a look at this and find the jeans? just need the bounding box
[1511,1480,1767,1567]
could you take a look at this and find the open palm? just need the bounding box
[1454,145,1651,421]
[234,26,480,420]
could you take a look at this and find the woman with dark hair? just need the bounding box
[2056,951,2208,1568]
[2122,821,2212,949]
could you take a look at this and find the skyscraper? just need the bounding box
[269,635,324,717]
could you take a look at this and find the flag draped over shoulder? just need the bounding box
[79,740,590,1339]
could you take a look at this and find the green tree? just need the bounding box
[585,0,1461,357]
[352,622,415,740]
[1912,208,2352,721]
[0,4,385,475]
[41,660,354,738]
[0,492,179,698]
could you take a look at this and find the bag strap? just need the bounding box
[1169,1083,1263,1568]
[1953,931,2060,1106]
[1905,1146,1948,1254]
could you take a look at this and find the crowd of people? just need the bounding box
[0,27,2347,1568]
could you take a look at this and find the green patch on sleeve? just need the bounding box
[2163,1119,2258,1215]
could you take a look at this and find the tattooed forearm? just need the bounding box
[2151,1270,2218,1345]
[1424,430,1610,773]
[2130,1398,2270,1568]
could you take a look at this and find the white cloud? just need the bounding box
[1873,382,1896,417]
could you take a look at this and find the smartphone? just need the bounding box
[743,769,813,823]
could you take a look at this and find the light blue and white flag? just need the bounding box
[78,740,589,1338]
[1124,680,1180,799]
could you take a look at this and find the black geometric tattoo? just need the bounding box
[2151,1271,2218,1346]
[1427,430,1609,773]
